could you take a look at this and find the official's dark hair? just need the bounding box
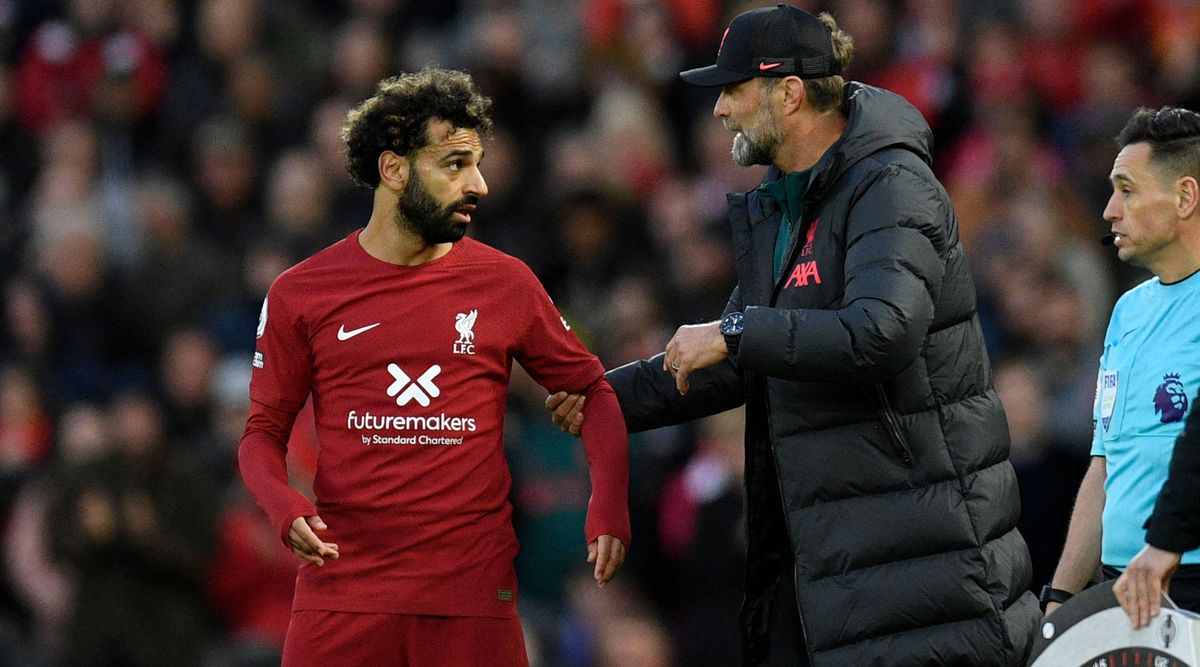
[1116,106,1200,183]
[342,68,493,189]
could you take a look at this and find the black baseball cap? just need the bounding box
[680,4,840,87]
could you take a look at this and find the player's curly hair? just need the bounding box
[1117,106,1200,183]
[342,68,493,189]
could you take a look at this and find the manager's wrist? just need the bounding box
[720,311,744,357]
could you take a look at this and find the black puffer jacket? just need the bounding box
[1146,387,1200,554]
[608,83,1039,665]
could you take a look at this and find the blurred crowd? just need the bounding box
[0,0,1197,665]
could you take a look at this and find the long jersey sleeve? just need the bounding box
[238,400,317,544]
[579,379,630,545]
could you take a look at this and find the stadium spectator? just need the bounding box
[12,0,165,134]
[47,391,218,667]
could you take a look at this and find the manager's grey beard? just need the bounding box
[730,104,783,167]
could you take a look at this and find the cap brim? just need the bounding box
[679,64,751,87]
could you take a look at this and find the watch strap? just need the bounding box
[724,332,740,357]
[1039,585,1073,609]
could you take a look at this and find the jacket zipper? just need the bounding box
[764,390,813,664]
[872,384,913,466]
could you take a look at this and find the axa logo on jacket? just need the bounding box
[783,219,822,289]
[784,261,822,288]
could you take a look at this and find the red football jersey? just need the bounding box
[244,231,620,617]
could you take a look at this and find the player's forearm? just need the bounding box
[238,401,317,543]
[579,379,631,545]
[1051,456,1107,593]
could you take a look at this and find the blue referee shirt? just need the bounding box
[1093,270,1200,566]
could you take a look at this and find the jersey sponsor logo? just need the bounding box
[386,363,440,407]
[1153,372,1188,423]
[784,260,822,288]
[346,364,477,446]
[560,316,571,331]
[256,297,268,339]
[348,410,476,432]
[252,351,264,368]
[337,322,381,341]
[347,411,476,445]
[453,309,477,355]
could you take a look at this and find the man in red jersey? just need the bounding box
[237,68,630,667]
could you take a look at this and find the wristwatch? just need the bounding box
[1039,585,1073,610]
[720,311,744,357]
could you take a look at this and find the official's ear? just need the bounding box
[1178,176,1199,219]
[378,151,409,192]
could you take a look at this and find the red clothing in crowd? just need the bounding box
[14,20,165,133]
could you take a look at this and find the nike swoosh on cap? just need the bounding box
[337,322,381,340]
[758,62,783,71]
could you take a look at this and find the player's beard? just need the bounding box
[395,169,473,245]
[729,100,783,167]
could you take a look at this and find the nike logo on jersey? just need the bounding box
[338,322,381,340]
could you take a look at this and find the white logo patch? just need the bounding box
[338,322,381,341]
[256,297,268,339]
[454,309,477,355]
[387,364,441,407]
[252,351,264,368]
[1100,369,1118,432]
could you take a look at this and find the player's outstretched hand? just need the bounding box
[587,535,626,588]
[289,515,340,567]
[546,391,585,436]
[1113,544,1181,628]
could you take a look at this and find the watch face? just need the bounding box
[721,312,744,336]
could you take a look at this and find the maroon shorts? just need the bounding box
[281,610,529,667]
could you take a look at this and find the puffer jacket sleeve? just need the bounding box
[737,163,946,384]
[607,287,747,432]
[1145,388,1200,553]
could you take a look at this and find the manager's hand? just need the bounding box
[664,321,727,396]
[1113,544,1181,628]
[546,391,585,436]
